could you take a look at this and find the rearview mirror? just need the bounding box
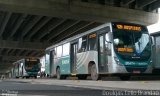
[150,36,155,46]
[105,32,112,43]
[114,38,119,45]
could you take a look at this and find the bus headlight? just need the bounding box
[114,56,123,66]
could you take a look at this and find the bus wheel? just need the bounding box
[78,75,87,80]
[119,75,130,81]
[91,64,100,81]
[26,76,29,79]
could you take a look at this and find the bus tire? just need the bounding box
[26,76,29,79]
[91,64,100,81]
[78,75,87,80]
[119,75,130,80]
[34,76,37,79]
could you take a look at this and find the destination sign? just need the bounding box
[117,48,133,53]
[89,33,96,38]
[116,24,141,31]
[26,58,37,61]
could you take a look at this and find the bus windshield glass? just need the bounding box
[25,60,40,71]
[113,27,151,61]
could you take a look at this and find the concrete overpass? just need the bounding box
[0,0,160,73]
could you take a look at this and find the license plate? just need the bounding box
[133,70,140,74]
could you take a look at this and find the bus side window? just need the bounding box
[78,38,82,52]
[62,43,70,56]
[88,33,97,50]
[78,36,87,52]
[57,46,62,57]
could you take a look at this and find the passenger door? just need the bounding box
[70,42,78,73]
[50,50,54,77]
[98,32,111,73]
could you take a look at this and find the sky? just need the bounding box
[147,9,160,34]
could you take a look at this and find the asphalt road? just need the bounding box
[1,77,160,96]
[0,80,103,96]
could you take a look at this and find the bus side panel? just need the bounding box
[76,51,98,74]
[54,56,71,75]
[154,36,160,69]
[61,56,70,74]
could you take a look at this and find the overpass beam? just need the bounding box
[0,12,12,36]
[122,0,135,5]
[149,1,160,11]
[26,17,52,40]
[0,40,50,50]
[136,0,157,8]
[8,14,28,39]
[37,19,66,41]
[0,0,158,25]
[53,21,97,43]
[22,16,43,39]
[1,55,40,61]
[47,20,80,42]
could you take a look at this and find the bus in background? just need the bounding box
[13,58,40,78]
[45,22,152,80]
[150,32,160,74]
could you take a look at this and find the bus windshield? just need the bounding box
[113,29,151,61]
[25,61,40,71]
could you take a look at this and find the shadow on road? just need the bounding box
[66,75,160,81]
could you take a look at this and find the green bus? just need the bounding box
[13,58,40,78]
[45,22,152,80]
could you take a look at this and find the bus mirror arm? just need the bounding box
[150,36,155,46]
[105,40,112,43]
